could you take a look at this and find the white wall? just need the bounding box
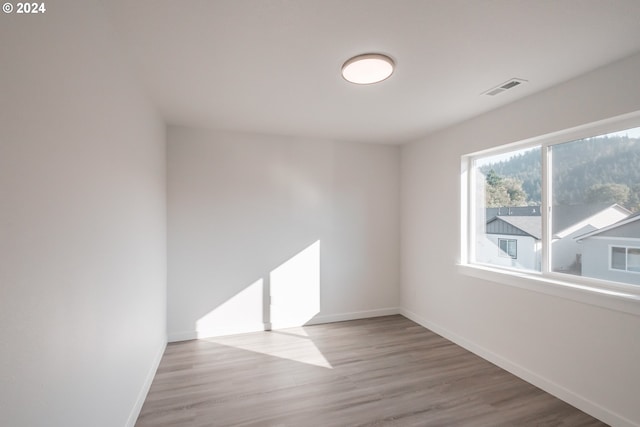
[0,2,166,427]
[401,52,640,426]
[167,127,400,340]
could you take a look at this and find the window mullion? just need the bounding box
[541,145,551,274]
[626,247,630,272]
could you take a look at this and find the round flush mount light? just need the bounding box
[341,53,395,85]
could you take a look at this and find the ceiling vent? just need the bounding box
[483,78,527,96]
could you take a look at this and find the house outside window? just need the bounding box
[462,115,640,297]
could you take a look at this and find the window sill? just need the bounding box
[457,264,640,317]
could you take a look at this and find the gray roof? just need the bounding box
[487,215,542,240]
[576,211,640,241]
[552,203,629,234]
[486,203,630,234]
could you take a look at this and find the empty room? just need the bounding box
[2,1,640,426]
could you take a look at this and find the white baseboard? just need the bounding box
[168,322,266,342]
[400,308,637,427]
[168,308,401,342]
[305,307,400,325]
[126,336,167,427]
[168,330,198,342]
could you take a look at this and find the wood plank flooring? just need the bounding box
[136,315,606,427]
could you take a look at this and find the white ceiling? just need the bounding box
[104,0,640,144]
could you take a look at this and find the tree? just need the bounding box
[503,177,527,206]
[482,135,640,207]
[585,183,630,206]
[485,169,502,186]
[485,170,528,207]
[627,184,640,213]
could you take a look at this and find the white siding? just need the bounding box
[553,208,630,272]
[477,234,540,271]
[581,237,640,285]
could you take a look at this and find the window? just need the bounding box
[498,239,517,258]
[611,247,627,270]
[463,115,640,294]
[611,246,640,273]
[472,146,541,272]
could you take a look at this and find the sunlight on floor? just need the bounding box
[204,327,332,369]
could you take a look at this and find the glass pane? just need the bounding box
[550,125,640,285]
[611,247,626,270]
[508,240,517,258]
[498,239,517,258]
[473,147,541,272]
[628,248,640,272]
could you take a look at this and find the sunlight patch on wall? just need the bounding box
[195,279,264,337]
[194,240,321,339]
[270,240,321,329]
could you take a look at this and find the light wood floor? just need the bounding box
[136,315,606,427]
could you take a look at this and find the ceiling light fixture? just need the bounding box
[341,53,395,85]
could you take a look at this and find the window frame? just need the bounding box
[460,111,640,316]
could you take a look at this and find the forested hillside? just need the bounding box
[480,135,640,212]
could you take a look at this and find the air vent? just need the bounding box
[483,78,527,96]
